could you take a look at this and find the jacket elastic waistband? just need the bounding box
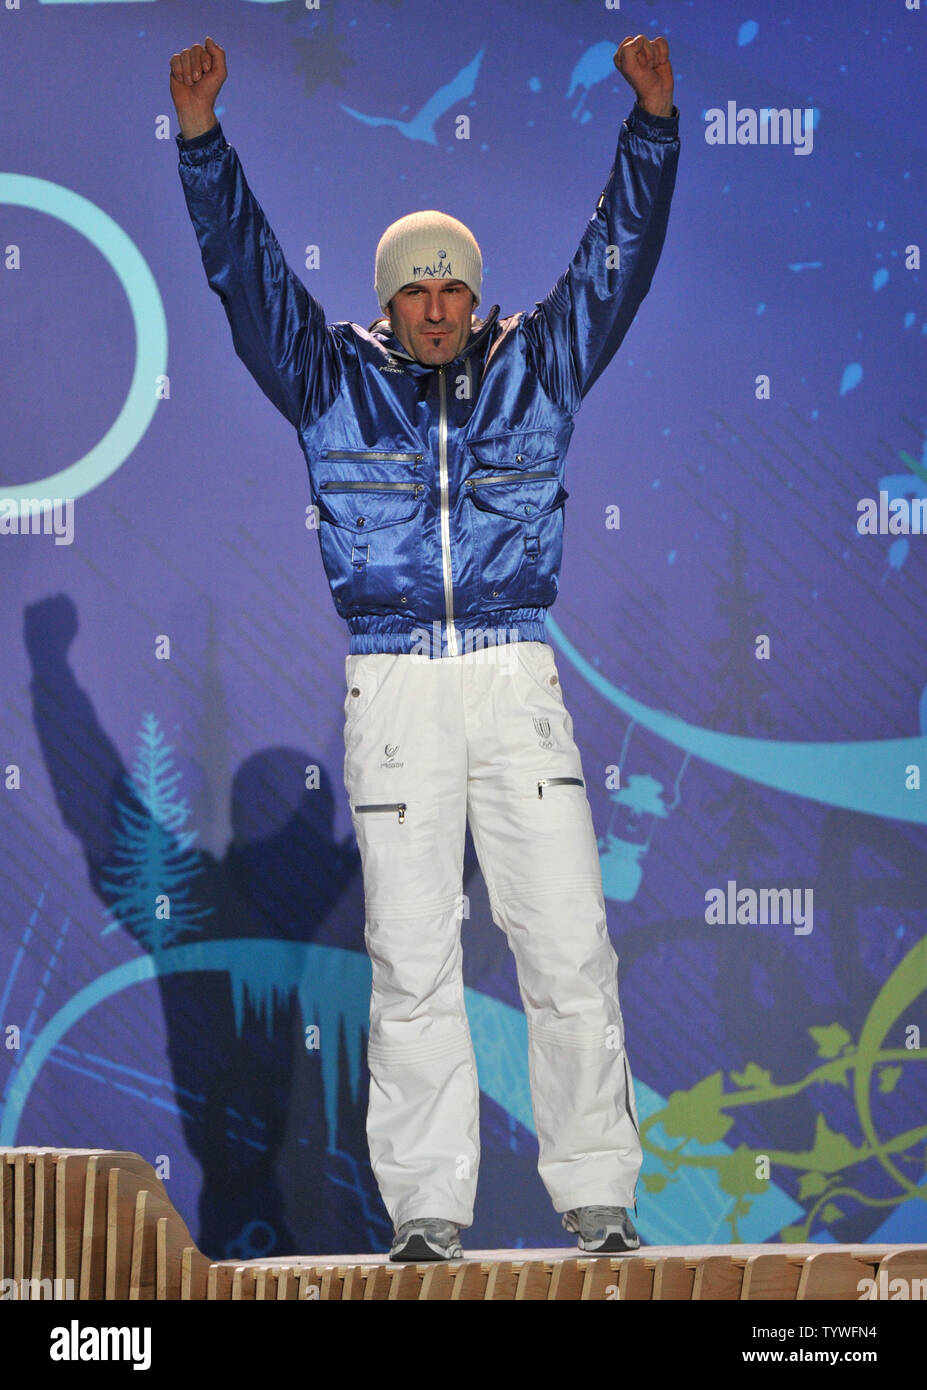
[347,612,548,658]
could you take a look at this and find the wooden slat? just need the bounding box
[485,1259,520,1299]
[319,1265,346,1301]
[128,1189,149,1300]
[580,1257,618,1300]
[692,1254,745,1301]
[208,1263,243,1299]
[450,1261,488,1300]
[616,1255,654,1300]
[796,1251,876,1301]
[652,1256,694,1300]
[182,1246,209,1301]
[296,1269,322,1301]
[419,1263,454,1300]
[13,1153,33,1293]
[277,1266,310,1300]
[740,1253,802,1301]
[386,1263,424,1301]
[80,1154,135,1300]
[0,1154,12,1283]
[156,1219,168,1300]
[362,1265,395,1300]
[340,1264,370,1300]
[78,1159,97,1301]
[30,1153,56,1289]
[105,1168,129,1300]
[516,1260,552,1300]
[548,1257,585,1300]
[55,1155,88,1295]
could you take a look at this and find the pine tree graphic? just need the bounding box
[99,713,212,950]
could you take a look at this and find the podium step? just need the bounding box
[3,1149,925,1301]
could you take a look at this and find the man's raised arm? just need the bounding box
[522,34,680,413]
[171,38,338,428]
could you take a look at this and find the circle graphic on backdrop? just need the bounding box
[0,173,167,503]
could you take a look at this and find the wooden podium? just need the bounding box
[3,1148,925,1301]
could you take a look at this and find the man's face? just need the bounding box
[387,279,475,366]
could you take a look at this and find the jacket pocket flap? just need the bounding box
[317,483,424,532]
[467,429,557,469]
[465,476,568,521]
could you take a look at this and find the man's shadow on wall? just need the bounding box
[24,592,383,1257]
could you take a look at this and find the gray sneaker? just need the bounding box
[562,1205,640,1254]
[389,1218,464,1262]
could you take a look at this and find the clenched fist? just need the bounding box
[614,35,674,119]
[169,37,227,141]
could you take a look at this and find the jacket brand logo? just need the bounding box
[532,717,553,748]
[380,361,405,374]
[380,743,404,769]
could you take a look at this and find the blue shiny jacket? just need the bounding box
[177,104,680,656]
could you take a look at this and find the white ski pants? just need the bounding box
[342,639,642,1230]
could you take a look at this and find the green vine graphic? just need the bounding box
[639,935,927,1241]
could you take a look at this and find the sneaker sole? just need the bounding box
[577,1232,640,1254]
[389,1234,463,1263]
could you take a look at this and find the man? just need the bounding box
[171,32,679,1261]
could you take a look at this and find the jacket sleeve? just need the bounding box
[521,101,680,414]
[176,121,339,429]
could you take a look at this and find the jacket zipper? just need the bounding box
[466,470,558,487]
[537,777,584,798]
[438,366,458,656]
[354,802,407,824]
[319,481,424,493]
[321,450,423,463]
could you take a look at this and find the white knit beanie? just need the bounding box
[375,210,482,312]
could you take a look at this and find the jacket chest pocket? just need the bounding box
[316,479,425,615]
[464,470,568,609]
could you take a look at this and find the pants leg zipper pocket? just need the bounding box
[354,802,407,824]
[537,777,584,798]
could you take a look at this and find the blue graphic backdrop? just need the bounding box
[1,0,925,1257]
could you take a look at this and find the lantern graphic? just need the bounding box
[598,719,691,902]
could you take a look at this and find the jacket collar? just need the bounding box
[367,304,501,370]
